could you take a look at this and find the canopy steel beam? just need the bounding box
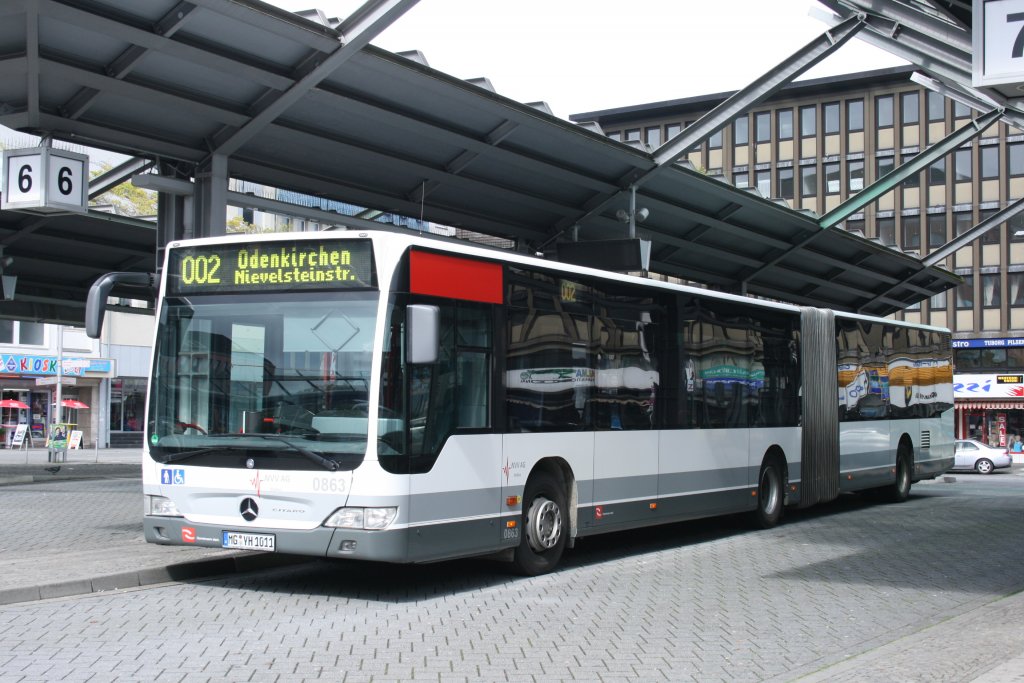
[58,2,197,121]
[649,14,864,175]
[924,196,1024,267]
[560,13,866,234]
[834,0,972,52]
[26,4,39,128]
[812,4,972,84]
[209,0,420,159]
[818,107,1004,229]
[88,157,156,199]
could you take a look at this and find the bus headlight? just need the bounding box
[324,507,398,530]
[146,495,181,517]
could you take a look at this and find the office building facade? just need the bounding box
[571,66,1024,445]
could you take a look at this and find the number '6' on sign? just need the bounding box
[1,147,88,214]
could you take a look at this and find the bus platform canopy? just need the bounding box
[0,0,959,321]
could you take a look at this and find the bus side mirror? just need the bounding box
[86,271,156,339]
[407,304,439,364]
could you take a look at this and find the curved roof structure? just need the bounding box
[0,0,962,322]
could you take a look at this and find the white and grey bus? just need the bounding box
[87,231,954,575]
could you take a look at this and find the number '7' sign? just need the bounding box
[975,1,1024,87]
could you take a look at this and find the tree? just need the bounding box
[89,163,157,217]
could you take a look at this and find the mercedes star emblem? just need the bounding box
[240,497,259,522]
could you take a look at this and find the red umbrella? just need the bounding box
[60,399,89,409]
[0,399,29,409]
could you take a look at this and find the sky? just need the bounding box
[266,0,908,119]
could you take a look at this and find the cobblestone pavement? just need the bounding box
[0,477,306,604]
[1,471,1023,681]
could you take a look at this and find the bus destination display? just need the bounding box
[167,239,374,295]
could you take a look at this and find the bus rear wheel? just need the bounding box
[512,470,568,576]
[753,458,783,529]
[881,448,912,503]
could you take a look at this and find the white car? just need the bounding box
[952,440,1013,474]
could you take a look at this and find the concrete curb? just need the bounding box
[0,552,312,606]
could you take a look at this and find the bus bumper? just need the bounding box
[144,516,410,562]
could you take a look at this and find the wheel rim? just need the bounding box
[525,495,562,552]
[760,467,780,515]
[978,460,993,474]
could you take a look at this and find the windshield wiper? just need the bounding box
[162,447,226,464]
[253,434,339,472]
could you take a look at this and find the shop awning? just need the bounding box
[956,400,1024,411]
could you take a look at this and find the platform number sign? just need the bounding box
[1,147,88,214]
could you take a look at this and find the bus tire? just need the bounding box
[753,458,784,529]
[882,447,912,503]
[512,470,568,576]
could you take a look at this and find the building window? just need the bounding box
[708,128,723,149]
[607,131,621,142]
[957,275,974,309]
[666,123,682,141]
[777,109,793,141]
[847,218,865,234]
[824,102,840,134]
[824,162,841,194]
[624,129,640,142]
[756,170,771,196]
[734,116,749,146]
[981,145,1000,179]
[901,153,920,188]
[734,171,749,189]
[800,105,816,138]
[876,156,894,180]
[955,211,974,238]
[847,99,864,132]
[902,215,921,251]
[755,111,771,143]
[901,92,920,125]
[1010,273,1024,307]
[954,101,971,119]
[0,321,44,346]
[1011,213,1024,242]
[928,213,947,248]
[982,274,1001,308]
[931,289,947,310]
[777,167,794,199]
[800,165,817,197]
[954,148,972,183]
[979,208,1002,245]
[848,159,864,192]
[878,216,896,245]
[645,126,661,148]
[929,156,946,185]
[1010,142,1024,176]
[927,92,945,122]
[876,95,894,129]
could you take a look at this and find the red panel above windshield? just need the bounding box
[409,250,503,304]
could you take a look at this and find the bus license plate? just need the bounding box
[221,531,275,551]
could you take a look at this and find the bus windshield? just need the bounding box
[148,291,380,468]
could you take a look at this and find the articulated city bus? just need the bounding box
[87,231,954,575]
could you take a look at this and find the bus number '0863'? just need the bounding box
[180,255,221,285]
[313,477,345,493]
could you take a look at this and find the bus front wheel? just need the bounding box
[513,470,568,576]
